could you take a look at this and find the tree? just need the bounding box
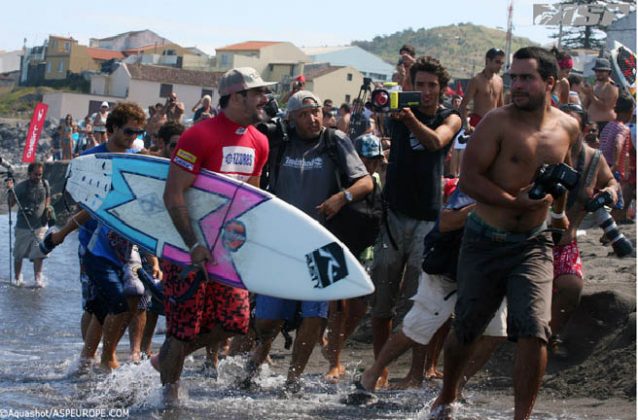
[537,0,635,49]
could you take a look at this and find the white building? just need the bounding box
[302,46,394,82]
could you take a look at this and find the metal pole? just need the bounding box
[8,194,12,283]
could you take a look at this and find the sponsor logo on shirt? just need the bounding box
[174,156,194,171]
[176,148,197,164]
[221,146,255,174]
[282,156,324,169]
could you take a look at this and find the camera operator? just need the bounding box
[548,103,619,354]
[280,75,306,105]
[163,92,185,123]
[5,161,51,287]
[369,56,462,388]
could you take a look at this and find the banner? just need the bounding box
[22,102,48,163]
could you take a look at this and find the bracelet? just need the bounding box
[189,242,205,253]
[549,210,566,220]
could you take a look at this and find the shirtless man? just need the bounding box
[459,48,505,132]
[430,46,579,420]
[581,58,619,133]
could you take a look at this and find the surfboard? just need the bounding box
[610,41,636,95]
[64,153,374,301]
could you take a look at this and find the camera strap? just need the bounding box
[567,146,587,210]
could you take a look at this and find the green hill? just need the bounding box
[352,23,539,79]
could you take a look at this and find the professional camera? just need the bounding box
[584,192,634,257]
[368,89,421,113]
[457,133,471,144]
[255,96,288,144]
[0,156,14,185]
[528,163,580,200]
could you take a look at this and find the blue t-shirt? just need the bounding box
[78,144,134,267]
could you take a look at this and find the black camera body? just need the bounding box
[368,89,421,113]
[529,163,580,200]
[584,190,613,212]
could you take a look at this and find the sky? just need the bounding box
[1,0,565,54]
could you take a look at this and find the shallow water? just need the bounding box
[0,212,627,419]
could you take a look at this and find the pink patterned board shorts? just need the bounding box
[553,240,583,281]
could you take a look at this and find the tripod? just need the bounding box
[346,77,373,140]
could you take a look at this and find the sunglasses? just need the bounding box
[123,128,145,136]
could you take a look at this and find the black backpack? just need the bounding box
[321,128,383,257]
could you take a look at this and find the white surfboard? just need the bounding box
[64,153,374,301]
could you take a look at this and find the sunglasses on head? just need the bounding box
[123,128,145,136]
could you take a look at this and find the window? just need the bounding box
[46,62,51,73]
[347,73,353,81]
[160,84,173,98]
[64,42,71,52]
[201,89,213,98]
[58,61,64,73]
[220,54,231,66]
[345,94,351,103]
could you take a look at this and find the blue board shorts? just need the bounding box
[84,251,129,323]
[254,294,328,322]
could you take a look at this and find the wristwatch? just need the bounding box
[344,190,353,203]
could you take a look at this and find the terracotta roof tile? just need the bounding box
[125,63,222,87]
[217,41,282,51]
[86,48,125,61]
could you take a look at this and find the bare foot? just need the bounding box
[359,368,378,392]
[388,375,423,390]
[425,368,444,380]
[429,395,456,419]
[150,353,160,372]
[162,383,180,408]
[376,368,389,389]
[324,364,346,384]
[130,351,141,364]
[100,357,120,372]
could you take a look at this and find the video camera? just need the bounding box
[528,163,580,200]
[585,191,634,257]
[255,96,288,145]
[0,156,14,185]
[368,89,421,113]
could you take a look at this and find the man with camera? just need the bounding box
[244,90,372,394]
[430,47,579,420]
[5,161,51,287]
[163,92,185,123]
[369,56,462,388]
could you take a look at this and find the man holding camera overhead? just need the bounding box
[430,47,579,420]
[369,56,462,388]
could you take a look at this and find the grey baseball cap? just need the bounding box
[218,67,276,96]
[287,90,322,114]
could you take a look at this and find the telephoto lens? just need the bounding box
[593,208,634,257]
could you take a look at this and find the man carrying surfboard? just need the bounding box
[243,90,373,394]
[159,67,274,405]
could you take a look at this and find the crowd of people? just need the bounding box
[6,42,636,419]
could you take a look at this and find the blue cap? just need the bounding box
[355,133,383,158]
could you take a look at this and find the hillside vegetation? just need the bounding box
[353,23,539,79]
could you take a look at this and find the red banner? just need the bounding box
[22,102,48,163]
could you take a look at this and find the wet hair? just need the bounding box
[158,121,185,144]
[399,44,416,57]
[615,92,636,114]
[27,161,44,174]
[485,48,505,60]
[559,104,588,130]
[513,47,558,81]
[105,102,146,133]
[409,56,451,101]
[568,74,583,86]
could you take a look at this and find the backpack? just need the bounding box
[321,128,383,257]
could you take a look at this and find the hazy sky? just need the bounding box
[1,0,564,53]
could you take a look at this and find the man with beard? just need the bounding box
[159,67,274,404]
[243,90,372,394]
[430,47,579,419]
